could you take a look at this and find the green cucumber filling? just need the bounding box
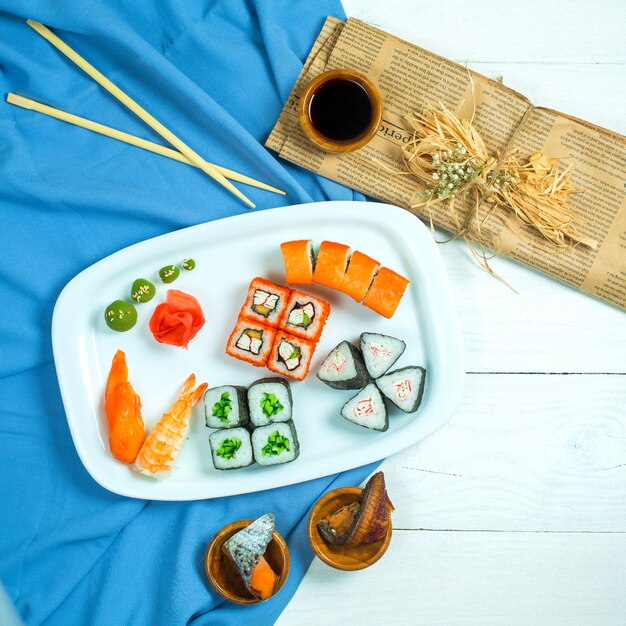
[216,437,242,460]
[211,392,232,422]
[261,432,290,457]
[260,392,283,418]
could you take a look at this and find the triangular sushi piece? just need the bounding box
[341,383,388,431]
[317,341,370,390]
[376,366,426,413]
[223,513,275,589]
[360,332,406,379]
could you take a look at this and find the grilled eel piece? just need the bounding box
[316,472,394,547]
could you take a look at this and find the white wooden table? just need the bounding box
[277,1,626,623]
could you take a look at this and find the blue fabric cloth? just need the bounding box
[0,1,376,624]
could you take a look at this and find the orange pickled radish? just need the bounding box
[312,241,351,290]
[362,267,409,318]
[104,351,145,464]
[339,250,380,302]
[249,556,278,600]
[281,240,314,284]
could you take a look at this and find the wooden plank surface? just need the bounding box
[279,531,626,625]
[277,0,626,623]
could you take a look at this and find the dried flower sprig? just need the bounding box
[402,103,597,251]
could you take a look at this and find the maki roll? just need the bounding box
[223,513,278,600]
[338,251,380,302]
[316,340,370,390]
[205,385,249,429]
[362,267,409,319]
[280,290,330,342]
[340,383,388,431]
[312,241,351,290]
[209,427,254,470]
[226,318,276,367]
[267,331,316,381]
[281,239,315,285]
[252,421,300,467]
[376,366,426,413]
[360,332,406,379]
[248,378,293,427]
[239,277,291,327]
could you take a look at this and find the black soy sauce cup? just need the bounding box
[298,69,383,153]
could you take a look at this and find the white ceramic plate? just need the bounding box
[52,201,463,500]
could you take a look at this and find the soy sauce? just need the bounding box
[308,78,373,142]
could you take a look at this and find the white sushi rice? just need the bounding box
[341,383,388,431]
[316,341,370,389]
[204,385,248,429]
[252,421,300,466]
[209,427,253,470]
[247,378,292,427]
[376,366,426,413]
[360,332,406,379]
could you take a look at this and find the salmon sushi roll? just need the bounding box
[312,241,351,290]
[239,277,291,327]
[339,251,380,302]
[362,267,409,318]
[267,331,316,381]
[226,318,276,367]
[281,240,315,285]
[280,290,330,342]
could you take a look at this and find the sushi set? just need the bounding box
[51,201,463,500]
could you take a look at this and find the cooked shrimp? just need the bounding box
[104,350,145,464]
[134,374,207,479]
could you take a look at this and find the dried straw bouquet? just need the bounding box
[401,102,597,279]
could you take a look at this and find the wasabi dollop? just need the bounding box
[159,265,180,284]
[130,278,156,303]
[104,300,137,332]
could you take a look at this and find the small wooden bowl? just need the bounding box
[298,69,383,153]
[307,486,392,570]
[205,519,290,604]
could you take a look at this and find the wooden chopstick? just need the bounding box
[6,93,286,195]
[26,20,257,208]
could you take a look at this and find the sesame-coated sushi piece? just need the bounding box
[226,318,276,367]
[280,290,330,342]
[267,331,316,381]
[247,378,293,427]
[360,332,406,379]
[281,240,315,284]
[339,251,380,302]
[209,427,254,470]
[204,385,249,429]
[239,277,291,327]
[223,513,278,600]
[361,267,409,319]
[312,241,351,290]
[316,340,370,390]
[252,421,300,467]
[376,366,426,413]
[340,383,389,431]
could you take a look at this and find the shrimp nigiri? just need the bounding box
[134,374,207,479]
[104,350,145,464]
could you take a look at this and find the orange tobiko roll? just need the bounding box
[362,267,409,319]
[339,250,380,302]
[267,331,316,381]
[312,241,351,290]
[226,318,276,367]
[280,289,330,342]
[281,240,315,284]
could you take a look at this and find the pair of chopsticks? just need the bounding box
[7,20,285,207]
